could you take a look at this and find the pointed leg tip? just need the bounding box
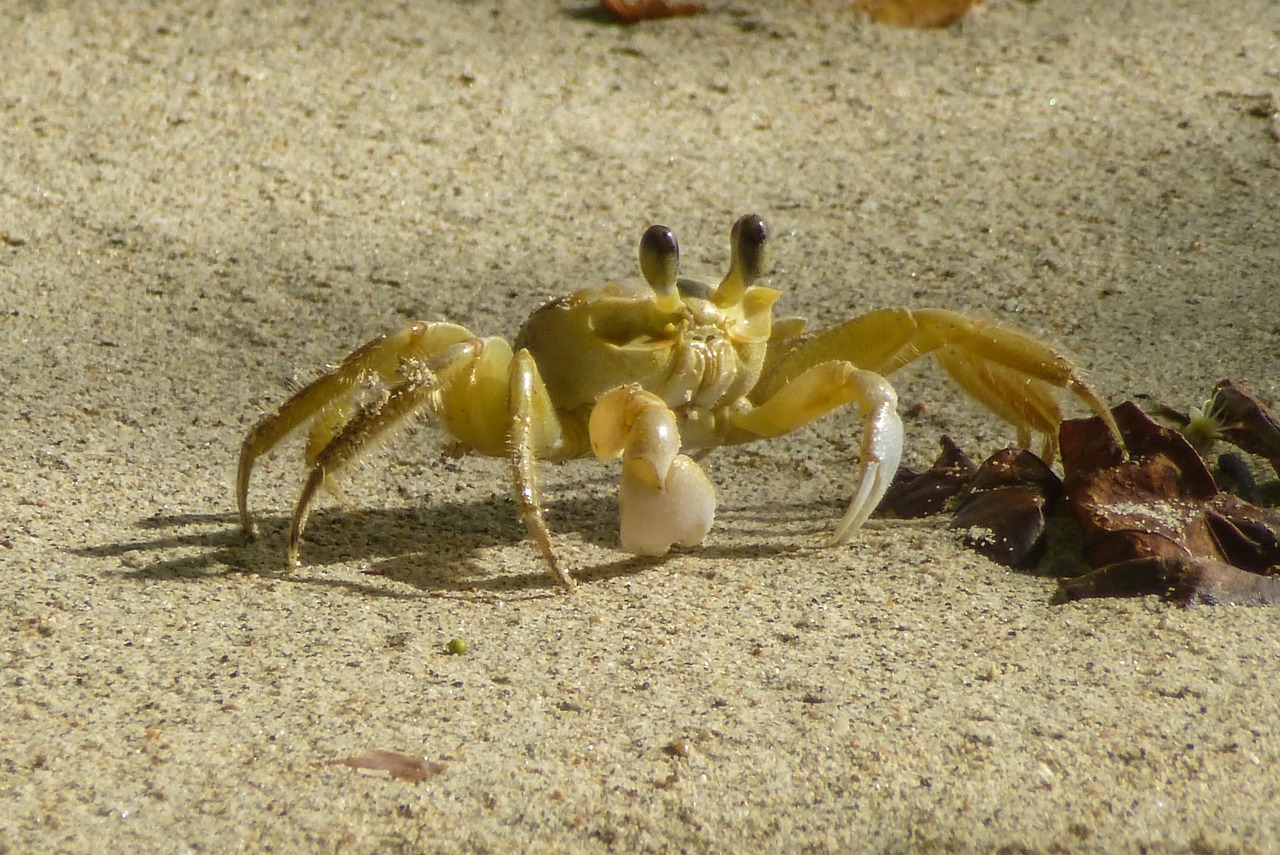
[549,558,576,590]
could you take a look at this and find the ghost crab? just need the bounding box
[237,214,1121,587]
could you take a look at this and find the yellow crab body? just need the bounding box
[237,215,1121,587]
[513,274,778,449]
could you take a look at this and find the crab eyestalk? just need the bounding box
[712,213,770,308]
[639,224,683,314]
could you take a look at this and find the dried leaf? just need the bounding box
[599,0,706,22]
[1204,497,1280,573]
[876,435,976,518]
[1056,402,1280,603]
[1152,380,1280,476]
[327,750,446,784]
[855,0,981,28]
[950,448,1061,568]
[1061,402,1222,567]
[1210,380,1280,476]
[1055,556,1280,606]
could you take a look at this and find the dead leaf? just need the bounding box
[1210,380,1280,476]
[1153,379,1280,477]
[877,440,1061,568]
[599,0,706,22]
[1056,402,1280,603]
[855,0,981,28]
[876,435,976,518]
[950,448,1061,568]
[327,750,446,784]
[1055,556,1280,606]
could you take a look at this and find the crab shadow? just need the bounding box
[73,480,825,598]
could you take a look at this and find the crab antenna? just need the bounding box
[712,214,770,308]
[639,224,683,313]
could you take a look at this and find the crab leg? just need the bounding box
[756,307,1121,463]
[730,362,903,544]
[508,350,578,587]
[285,337,516,567]
[237,321,473,538]
[590,385,717,557]
[288,363,449,567]
[282,338,582,581]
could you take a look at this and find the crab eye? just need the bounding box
[731,214,770,285]
[639,224,681,311]
[713,214,770,308]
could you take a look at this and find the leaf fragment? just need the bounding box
[599,0,706,22]
[1055,556,1280,606]
[876,435,976,518]
[327,750,446,784]
[855,0,981,28]
[950,448,1061,568]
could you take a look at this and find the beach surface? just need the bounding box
[3,1,1279,851]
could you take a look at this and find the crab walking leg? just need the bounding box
[930,348,1065,462]
[731,362,904,544]
[237,321,473,538]
[757,308,1122,462]
[590,386,716,556]
[507,350,578,587]
[288,370,446,567]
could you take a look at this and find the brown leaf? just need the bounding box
[876,435,976,518]
[599,0,706,22]
[1063,401,1217,498]
[1204,496,1280,573]
[1152,380,1280,477]
[1210,380,1280,476]
[1056,401,1280,603]
[1055,556,1280,606]
[952,488,1048,568]
[950,448,1062,569]
[327,750,446,784]
[855,0,981,28]
[1061,402,1223,568]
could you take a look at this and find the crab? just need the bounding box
[237,214,1122,587]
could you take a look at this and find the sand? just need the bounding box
[3,1,1279,852]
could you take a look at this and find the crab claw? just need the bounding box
[619,454,716,556]
[830,379,904,545]
[591,385,718,557]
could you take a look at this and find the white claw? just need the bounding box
[592,386,718,557]
[619,455,716,556]
[830,380,904,545]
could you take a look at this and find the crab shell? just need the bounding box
[514,274,779,444]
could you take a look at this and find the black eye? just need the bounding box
[737,214,768,249]
[639,224,680,292]
[733,214,769,282]
[640,225,679,264]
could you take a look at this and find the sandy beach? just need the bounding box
[3,1,1279,851]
